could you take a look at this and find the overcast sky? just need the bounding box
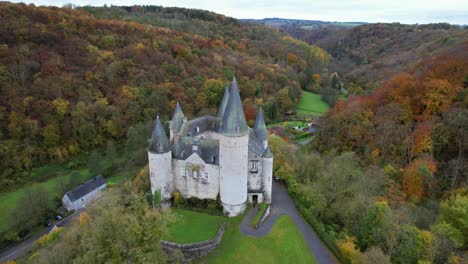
[10,0,468,24]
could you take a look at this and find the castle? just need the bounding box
[148,77,273,216]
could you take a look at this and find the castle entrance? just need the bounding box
[252,195,258,206]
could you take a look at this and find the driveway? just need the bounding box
[240,181,338,264]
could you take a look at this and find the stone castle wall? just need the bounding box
[161,223,226,262]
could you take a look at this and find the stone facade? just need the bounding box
[62,176,107,211]
[148,78,274,216]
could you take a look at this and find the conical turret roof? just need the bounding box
[262,146,273,158]
[219,77,248,137]
[253,106,268,142]
[148,116,170,153]
[169,102,184,131]
[217,87,230,119]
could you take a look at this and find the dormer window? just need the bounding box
[212,156,216,163]
[250,160,258,173]
[192,145,199,152]
[196,126,200,133]
[235,126,239,133]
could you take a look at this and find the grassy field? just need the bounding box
[296,91,330,117]
[164,209,225,243]
[0,154,133,234]
[200,214,317,264]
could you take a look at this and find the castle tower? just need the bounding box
[217,87,230,119]
[262,146,274,204]
[253,106,268,148]
[169,102,184,142]
[219,77,249,216]
[148,116,173,202]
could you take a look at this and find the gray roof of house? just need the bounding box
[217,87,230,119]
[249,128,265,156]
[148,116,171,154]
[65,175,106,202]
[172,137,219,165]
[180,116,221,137]
[169,102,184,132]
[219,77,248,137]
[253,106,268,142]
[262,146,274,158]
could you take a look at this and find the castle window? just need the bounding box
[192,145,199,152]
[201,172,209,183]
[250,160,258,173]
[193,170,199,179]
[181,168,186,177]
[196,126,200,133]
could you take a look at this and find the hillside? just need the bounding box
[0,3,329,190]
[249,19,468,90]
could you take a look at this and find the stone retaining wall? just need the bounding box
[161,222,226,262]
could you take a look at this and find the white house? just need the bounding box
[148,77,274,216]
[62,175,107,211]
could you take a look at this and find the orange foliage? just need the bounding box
[403,157,437,202]
[412,121,434,157]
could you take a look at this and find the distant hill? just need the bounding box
[247,18,468,90]
[240,18,366,29]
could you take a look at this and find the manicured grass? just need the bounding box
[267,121,308,129]
[164,209,225,243]
[296,91,330,117]
[249,204,268,227]
[200,215,317,264]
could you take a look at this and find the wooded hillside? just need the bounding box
[0,3,329,189]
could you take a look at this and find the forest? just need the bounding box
[0,3,329,190]
[0,2,467,264]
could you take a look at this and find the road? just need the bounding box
[0,209,82,262]
[240,181,338,264]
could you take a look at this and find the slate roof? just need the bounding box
[148,116,171,154]
[64,175,106,202]
[217,87,230,119]
[172,137,219,165]
[262,146,274,158]
[180,116,221,137]
[253,106,268,142]
[249,128,265,156]
[169,102,184,132]
[219,77,249,137]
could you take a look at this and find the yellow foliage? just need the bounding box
[336,236,360,264]
[36,227,62,247]
[79,212,90,225]
[173,191,181,204]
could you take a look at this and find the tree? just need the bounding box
[201,79,224,107]
[360,247,391,264]
[391,225,423,264]
[431,193,468,248]
[403,157,436,202]
[356,201,395,250]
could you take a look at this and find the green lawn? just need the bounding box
[200,214,317,264]
[164,209,225,243]
[0,168,93,233]
[296,91,330,117]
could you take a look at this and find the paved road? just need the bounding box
[240,181,338,264]
[0,209,82,262]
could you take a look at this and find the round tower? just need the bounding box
[148,116,173,203]
[262,147,274,204]
[219,77,249,216]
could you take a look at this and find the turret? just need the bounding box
[217,87,230,119]
[262,146,273,204]
[169,102,184,142]
[148,116,173,203]
[219,77,249,216]
[253,106,268,148]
